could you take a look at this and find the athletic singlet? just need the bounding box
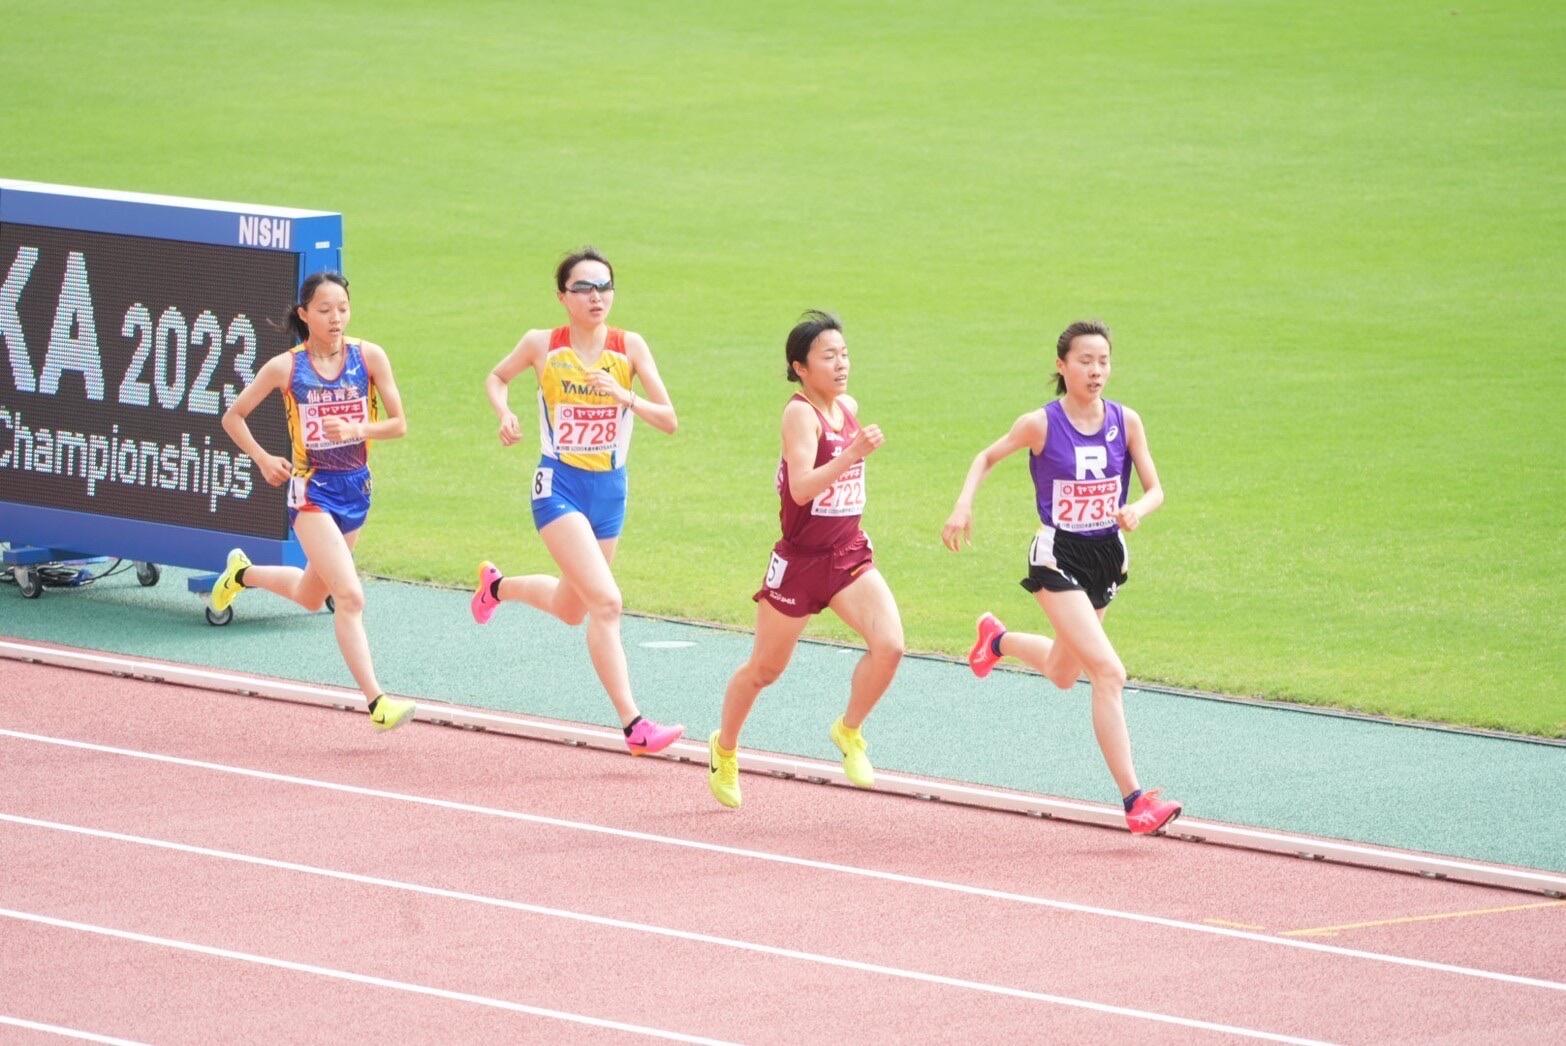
[283,339,378,477]
[1029,398,1129,538]
[536,326,634,471]
[776,394,866,552]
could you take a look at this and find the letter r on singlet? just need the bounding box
[1075,446,1107,479]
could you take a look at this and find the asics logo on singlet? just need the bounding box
[1106,425,1119,442]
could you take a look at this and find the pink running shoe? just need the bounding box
[625,718,684,756]
[1125,789,1182,835]
[471,561,502,624]
[968,612,1007,678]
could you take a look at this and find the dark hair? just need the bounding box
[1054,319,1112,395]
[556,246,614,291]
[784,309,843,382]
[287,271,351,342]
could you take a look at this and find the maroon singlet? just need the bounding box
[776,393,866,553]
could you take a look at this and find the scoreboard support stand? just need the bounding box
[0,180,342,623]
[2,544,157,598]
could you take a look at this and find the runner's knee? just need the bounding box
[747,660,787,689]
[1084,655,1126,693]
[332,584,366,616]
[869,632,905,665]
[1046,665,1079,690]
[585,587,622,622]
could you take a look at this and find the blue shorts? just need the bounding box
[530,458,626,539]
[288,466,372,534]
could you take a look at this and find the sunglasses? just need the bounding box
[565,279,614,295]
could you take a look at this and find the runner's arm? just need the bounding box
[221,354,294,487]
[348,342,406,442]
[1116,407,1162,532]
[486,331,546,446]
[781,399,873,506]
[620,332,677,435]
[942,410,1046,550]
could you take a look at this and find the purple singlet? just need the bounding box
[1029,399,1129,538]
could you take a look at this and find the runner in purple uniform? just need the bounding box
[706,311,905,809]
[942,320,1181,835]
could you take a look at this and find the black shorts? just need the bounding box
[1020,525,1129,610]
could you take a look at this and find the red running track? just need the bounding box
[2,658,1564,1044]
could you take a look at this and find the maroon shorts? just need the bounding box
[753,533,874,618]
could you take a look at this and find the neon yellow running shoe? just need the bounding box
[369,694,416,732]
[209,547,252,613]
[708,730,741,809]
[829,717,874,789]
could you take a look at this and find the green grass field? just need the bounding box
[4,2,1562,735]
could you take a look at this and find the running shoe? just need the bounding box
[471,561,502,624]
[369,694,416,732]
[1125,789,1182,835]
[626,717,684,755]
[829,717,875,789]
[708,730,741,809]
[209,547,252,613]
[968,612,1006,678]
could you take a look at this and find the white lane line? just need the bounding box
[0,818,1327,1045]
[0,1015,146,1045]
[3,727,1562,994]
[8,637,1561,899]
[0,907,729,1045]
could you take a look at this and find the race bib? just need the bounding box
[532,467,554,500]
[554,403,620,455]
[1051,476,1121,532]
[764,551,788,589]
[812,461,866,517]
[300,396,369,450]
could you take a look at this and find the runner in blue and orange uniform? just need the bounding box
[707,310,905,809]
[942,320,1180,834]
[215,271,415,731]
[471,247,684,755]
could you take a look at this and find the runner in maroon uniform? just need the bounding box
[707,311,905,809]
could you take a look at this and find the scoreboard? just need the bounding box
[0,180,342,573]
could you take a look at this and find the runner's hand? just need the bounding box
[586,371,629,403]
[258,454,292,487]
[941,507,973,551]
[1116,504,1142,532]
[322,416,361,443]
[498,411,522,446]
[848,424,884,461]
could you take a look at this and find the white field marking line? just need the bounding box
[0,1015,147,1045]
[0,818,1327,1045]
[0,908,730,1045]
[3,727,1563,994]
[12,637,1566,891]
